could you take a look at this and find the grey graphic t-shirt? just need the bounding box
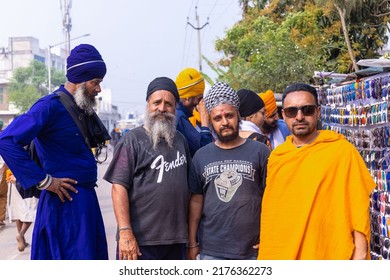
[104,126,191,246]
[189,139,270,259]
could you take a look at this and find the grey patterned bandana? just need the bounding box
[204,82,240,113]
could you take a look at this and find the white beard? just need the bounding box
[144,106,176,150]
[74,83,96,116]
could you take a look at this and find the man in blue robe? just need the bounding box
[0,44,109,259]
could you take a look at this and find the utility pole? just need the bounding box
[47,33,90,93]
[61,0,72,58]
[187,6,209,72]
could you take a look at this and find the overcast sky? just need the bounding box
[0,0,242,116]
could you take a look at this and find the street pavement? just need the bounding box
[0,148,117,260]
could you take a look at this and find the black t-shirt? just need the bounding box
[104,126,191,246]
[189,139,270,259]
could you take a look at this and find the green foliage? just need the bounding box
[215,9,326,92]
[51,69,67,88]
[202,55,226,85]
[238,0,269,14]
[9,60,46,93]
[348,0,390,58]
[9,85,41,113]
[8,60,66,113]
[211,0,390,89]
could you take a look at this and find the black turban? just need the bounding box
[237,89,265,117]
[146,77,179,102]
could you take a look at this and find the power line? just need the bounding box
[207,0,219,18]
[187,6,209,71]
[187,0,196,18]
[212,0,237,26]
[184,25,195,67]
[181,21,190,68]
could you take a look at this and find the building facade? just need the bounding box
[0,36,65,126]
[0,36,120,130]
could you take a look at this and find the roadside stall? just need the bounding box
[316,59,390,260]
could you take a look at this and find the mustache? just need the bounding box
[292,121,309,126]
[220,124,233,130]
[150,111,174,119]
[219,125,234,134]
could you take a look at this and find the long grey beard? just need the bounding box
[144,108,176,150]
[74,83,96,116]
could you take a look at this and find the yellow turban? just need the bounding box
[189,108,201,128]
[259,90,277,118]
[175,68,205,99]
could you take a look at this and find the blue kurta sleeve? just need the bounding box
[176,106,212,157]
[0,90,97,189]
[0,96,55,188]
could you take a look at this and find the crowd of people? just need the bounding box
[0,43,375,260]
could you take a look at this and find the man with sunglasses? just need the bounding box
[258,83,375,260]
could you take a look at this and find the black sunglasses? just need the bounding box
[283,105,318,118]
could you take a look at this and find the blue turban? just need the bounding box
[66,44,107,83]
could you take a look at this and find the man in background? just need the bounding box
[175,68,213,156]
[0,119,7,229]
[237,88,271,149]
[259,90,290,149]
[110,126,122,149]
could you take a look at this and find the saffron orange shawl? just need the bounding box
[258,130,375,259]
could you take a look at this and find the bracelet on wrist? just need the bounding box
[38,174,51,187]
[38,174,49,186]
[36,174,52,190]
[118,226,132,232]
[187,243,199,248]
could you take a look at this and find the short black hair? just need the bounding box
[282,83,318,107]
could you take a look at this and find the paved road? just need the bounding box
[0,149,117,260]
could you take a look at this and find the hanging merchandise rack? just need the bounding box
[316,62,390,260]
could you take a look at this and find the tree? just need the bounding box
[215,8,327,92]
[262,0,389,71]
[8,60,66,113]
[238,0,268,15]
[348,0,390,59]
[372,0,390,16]
[211,0,390,89]
[315,0,363,72]
[239,0,250,14]
[8,85,42,114]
